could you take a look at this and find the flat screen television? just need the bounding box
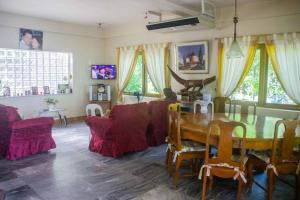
[91,64,116,80]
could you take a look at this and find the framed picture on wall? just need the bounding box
[19,28,43,50]
[175,41,209,74]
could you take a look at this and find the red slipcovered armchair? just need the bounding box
[0,104,56,160]
[147,100,176,146]
[85,102,149,157]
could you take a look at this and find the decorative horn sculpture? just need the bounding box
[167,66,216,101]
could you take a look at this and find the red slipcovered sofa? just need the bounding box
[85,100,175,157]
[146,100,176,146]
[86,102,150,157]
[0,104,56,160]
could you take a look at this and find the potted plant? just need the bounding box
[45,97,58,110]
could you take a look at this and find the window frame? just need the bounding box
[233,44,300,111]
[123,52,160,97]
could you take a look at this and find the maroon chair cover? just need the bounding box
[0,104,56,160]
[147,100,176,146]
[86,102,149,157]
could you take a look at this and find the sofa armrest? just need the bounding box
[85,116,113,139]
[12,117,54,130]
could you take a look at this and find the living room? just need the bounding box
[0,0,300,200]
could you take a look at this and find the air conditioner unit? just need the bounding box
[146,0,216,33]
[146,15,215,33]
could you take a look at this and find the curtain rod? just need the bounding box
[214,31,300,40]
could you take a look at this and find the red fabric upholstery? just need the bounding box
[0,104,20,158]
[0,104,56,160]
[147,100,176,146]
[86,102,149,157]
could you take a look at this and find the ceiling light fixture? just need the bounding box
[227,0,243,58]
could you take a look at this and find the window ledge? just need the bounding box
[0,93,73,99]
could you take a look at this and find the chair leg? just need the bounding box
[165,149,169,167]
[237,178,244,200]
[208,175,213,190]
[193,159,200,174]
[296,173,300,200]
[173,155,182,186]
[201,168,207,200]
[246,160,254,190]
[267,169,274,200]
[166,150,173,176]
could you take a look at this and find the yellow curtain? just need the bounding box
[231,40,258,95]
[117,46,140,101]
[141,48,162,96]
[164,43,171,88]
[217,38,258,97]
[142,43,171,97]
[265,39,299,104]
[216,41,224,96]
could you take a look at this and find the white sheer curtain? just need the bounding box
[273,33,300,104]
[218,36,253,97]
[143,43,168,95]
[117,46,138,99]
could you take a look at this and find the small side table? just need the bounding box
[39,108,68,127]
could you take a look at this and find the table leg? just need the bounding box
[63,115,68,127]
[58,113,63,127]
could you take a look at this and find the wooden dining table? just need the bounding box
[180,112,300,150]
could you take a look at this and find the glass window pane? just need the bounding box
[231,49,260,102]
[266,60,295,105]
[0,48,72,97]
[124,55,143,93]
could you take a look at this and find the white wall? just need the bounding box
[103,0,300,117]
[1,0,299,118]
[103,0,300,91]
[0,12,107,118]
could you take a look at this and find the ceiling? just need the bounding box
[0,0,266,27]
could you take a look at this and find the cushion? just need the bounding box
[180,141,206,152]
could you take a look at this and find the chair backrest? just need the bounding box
[232,100,257,115]
[271,119,300,164]
[193,100,214,115]
[213,97,231,114]
[204,120,247,169]
[168,103,182,150]
[86,104,104,117]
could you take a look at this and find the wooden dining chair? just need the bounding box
[232,100,257,115]
[200,120,247,200]
[167,103,206,186]
[213,96,231,114]
[165,103,181,174]
[246,119,300,200]
[193,100,214,116]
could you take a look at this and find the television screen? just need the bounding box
[91,64,116,80]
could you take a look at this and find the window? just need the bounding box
[0,48,73,97]
[231,44,295,108]
[124,54,159,96]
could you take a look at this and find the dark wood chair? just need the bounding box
[246,119,300,200]
[200,120,247,200]
[232,100,257,115]
[213,97,231,114]
[166,103,205,186]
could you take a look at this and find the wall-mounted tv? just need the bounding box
[91,64,116,80]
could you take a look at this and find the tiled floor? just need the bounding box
[0,123,296,200]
